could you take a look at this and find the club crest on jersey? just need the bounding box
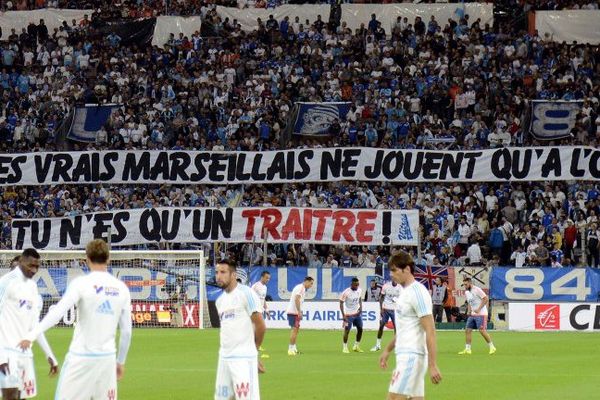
[108,389,116,400]
[18,299,33,310]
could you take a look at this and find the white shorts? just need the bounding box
[0,352,37,398]
[388,353,427,398]
[215,357,260,400]
[55,353,117,400]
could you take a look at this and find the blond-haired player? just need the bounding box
[20,239,132,400]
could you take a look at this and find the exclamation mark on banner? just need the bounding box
[382,211,391,245]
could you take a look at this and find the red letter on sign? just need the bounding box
[312,210,333,241]
[332,210,355,242]
[241,209,261,240]
[302,209,313,240]
[281,209,302,241]
[356,211,377,242]
[260,209,282,240]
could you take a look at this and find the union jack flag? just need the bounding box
[414,265,454,290]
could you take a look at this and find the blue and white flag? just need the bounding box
[292,102,351,136]
[530,100,582,141]
[67,104,120,142]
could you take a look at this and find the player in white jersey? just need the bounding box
[0,249,58,400]
[214,259,266,400]
[380,252,442,400]
[339,278,364,353]
[286,276,314,356]
[19,239,132,400]
[251,271,271,316]
[458,277,496,355]
[371,280,402,352]
[251,271,271,358]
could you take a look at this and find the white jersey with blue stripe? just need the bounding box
[394,281,433,356]
[26,270,132,364]
[216,284,262,359]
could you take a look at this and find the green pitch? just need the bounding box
[32,329,599,399]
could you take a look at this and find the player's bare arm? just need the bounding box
[295,295,302,320]
[420,315,442,384]
[339,300,347,322]
[379,334,396,369]
[251,311,266,373]
[359,297,363,315]
[47,357,59,377]
[117,364,125,380]
[475,296,488,314]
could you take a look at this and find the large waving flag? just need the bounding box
[530,100,582,140]
[67,104,120,142]
[291,102,351,136]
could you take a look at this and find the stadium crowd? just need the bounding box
[1,0,598,12]
[0,5,599,270]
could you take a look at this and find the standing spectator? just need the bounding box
[431,277,447,323]
[587,223,599,268]
[563,219,578,262]
[500,218,514,264]
[457,217,471,254]
[37,19,48,43]
[364,279,381,302]
[323,254,338,268]
[442,278,456,323]
[510,245,527,268]
[466,240,482,266]
[533,240,550,266]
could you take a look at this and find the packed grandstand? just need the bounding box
[0,0,599,274]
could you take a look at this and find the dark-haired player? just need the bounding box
[214,259,266,399]
[286,276,314,356]
[380,251,442,400]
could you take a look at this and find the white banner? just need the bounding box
[12,207,419,250]
[341,3,493,32]
[0,9,92,36]
[151,15,202,48]
[535,10,600,45]
[508,303,600,332]
[216,5,331,32]
[215,3,492,33]
[2,147,600,187]
[264,301,382,330]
